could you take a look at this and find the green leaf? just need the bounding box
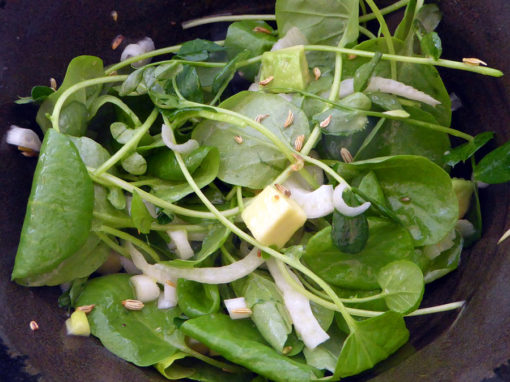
[15,85,55,105]
[303,325,346,372]
[473,139,510,184]
[358,171,388,208]
[58,101,88,136]
[147,146,212,182]
[353,52,382,93]
[120,67,144,96]
[394,0,417,41]
[58,277,87,309]
[75,274,182,367]
[121,151,147,175]
[419,231,463,283]
[36,56,104,132]
[331,209,369,254]
[177,279,220,318]
[212,50,250,95]
[175,65,204,103]
[416,4,442,33]
[336,155,459,246]
[12,129,94,280]
[130,191,154,234]
[176,39,224,61]
[304,218,414,290]
[68,136,111,168]
[443,131,494,167]
[377,260,424,314]
[335,312,409,377]
[420,32,442,60]
[192,91,310,188]
[180,313,321,382]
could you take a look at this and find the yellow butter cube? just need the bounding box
[242,186,307,248]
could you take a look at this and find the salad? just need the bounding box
[8,0,510,380]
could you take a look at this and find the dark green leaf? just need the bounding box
[12,129,94,280]
[130,191,153,234]
[58,277,88,309]
[420,32,442,60]
[353,52,382,92]
[419,230,463,283]
[394,0,418,41]
[175,65,204,103]
[15,86,55,105]
[443,132,494,167]
[331,209,369,254]
[473,139,510,184]
[177,279,220,318]
[176,39,224,62]
[147,146,211,182]
[212,50,250,95]
[58,101,88,136]
[120,67,144,96]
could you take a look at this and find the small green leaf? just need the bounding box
[212,50,250,95]
[174,65,203,103]
[473,139,510,184]
[121,152,147,175]
[353,52,382,92]
[331,210,369,254]
[176,39,224,61]
[130,191,153,234]
[420,32,442,60]
[120,67,144,96]
[58,101,88,136]
[443,131,494,167]
[177,279,220,318]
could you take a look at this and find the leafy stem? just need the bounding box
[97,225,161,262]
[359,0,410,22]
[88,94,141,126]
[182,14,276,29]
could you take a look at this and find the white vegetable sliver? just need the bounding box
[266,259,329,350]
[167,230,194,260]
[128,244,264,284]
[271,27,308,51]
[162,124,199,154]
[120,256,142,275]
[333,183,371,217]
[338,77,441,107]
[224,297,252,319]
[130,274,160,303]
[423,229,456,260]
[120,37,155,68]
[285,183,334,219]
[456,220,476,239]
[6,125,41,151]
[158,282,178,309]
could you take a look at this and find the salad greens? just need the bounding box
[11,0,508,380]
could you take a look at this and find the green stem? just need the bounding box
[50,75,128,132]
[93,108,159,176]
[355,117,386,159]
[301,153,348,186]
[364,0,397,79]
[88,94,141,126]
[236,186,244,212]
[89,168,242,220]
[359,25,378,40]
[96,232,131,258]
[98,225,161,262]
[105,45,182,74]
[303,45,503,77]
[182,14,276,29]
[359,0,410,22]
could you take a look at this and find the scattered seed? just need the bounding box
[348,54,357,60]
[282,346,293,355]
[319,114,332,128]
[231,308,253,314]
[462,57,487,66]
[400,196,411,203]
[111,34,124,50]
[255,113,270,123]
[165,280,176,287]
[110,10,118,22]
[252,26,272,34]
[122,299,144,311]
[50,78,57,91]
[340,147,353,163]
[18,146,38,157]
[283,110,294,128]
[259,75,274,86]
[233,135,243,144]
[273,194,280,201]
[274,184,291,197]
[29,320,39,331]
[291,153,304,171]
[76,304,95,314]
[294,134,305,152]
[313,67,321,80]
[257,249,262,258]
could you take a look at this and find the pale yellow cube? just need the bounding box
[242,186,307,248]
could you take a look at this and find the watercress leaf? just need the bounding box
[419,230,463,283]
[420,31,442,60]
[176,39,224,62]
[473,139,510,184]
[335,312,409,377]
[16,86,55,105]
[180,313,321,382]
[367,92,402,111]
[107,187,126,210]
[12,129,94,280]
[36,56,104,132]
[353,52,382,93]
[311,301,335,332]
[305,219,414,289]
[75,274,182,366]
[177,279,220,318]
[121,151,147,175]
[331,210,369,254]
[416,4,442,33]
[377,260,424,314]
[152,147,219,203]
[444,132,494,167]
[303,325,346,372]
[130,191,154,234]
[58,277,87,309]
[192,91,310,188]
[175,65,204,103]
[358,171,388,208]
[58,100,88,136]
[394,0,417,42]
[120,67,144,96]
[212,50,250,95]
[111,122,136,144]
[337,155,459,246]
[225,21,277,81]
[147,146,212,182]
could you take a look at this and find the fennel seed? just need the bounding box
[231,308,252,314]
[291,153,304,171]
[283,110,294,128]
[19,147,38,157]
[110,10,118,22]
[400,196,411,203]
[340,147,353,163]
[313,67,321,80]
[294,135,305,152]
[111,34,124,50]
[462,57,487,66]
[233,135,243,144]
[255,113,270,123]
[274,184,291,197]
[29,320,39,331]
[282,346,293,355]
[252,26,272,34]
[319,114,332,128]
[165,280,176,287]
[348,54,357,60]
[49,78,57,91]
[76,304,95,314]
[259,76,274,86]
[122,299,144,311]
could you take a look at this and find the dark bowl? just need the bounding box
[1,1,509,381]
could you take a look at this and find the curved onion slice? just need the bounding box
[130,274,160,302]
[224,297,252,319]
[271,27,308,51]
[338,77,441,107]
[286,183,334,219]
[6,125,41,151]
[266,259,329,350]
[158,281,178,309]
[128,243,264,284]
[161,124,199,154]
[167,230,194,260]
[120,37,155,68]
[333,183,371,217]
